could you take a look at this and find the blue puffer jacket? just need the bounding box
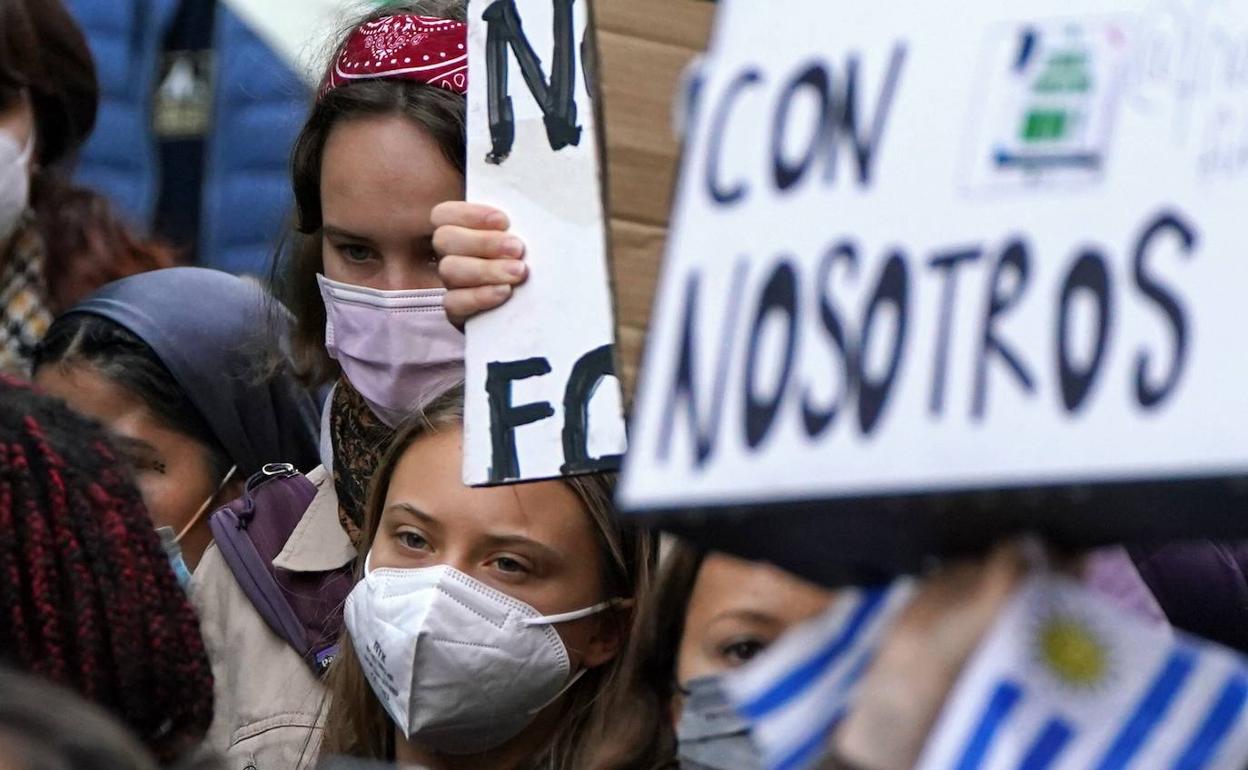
[64,0,177,224]
[63,0,309,276]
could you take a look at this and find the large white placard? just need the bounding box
[620,0,1248,519]
[464,0,627,485]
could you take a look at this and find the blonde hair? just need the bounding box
[320,386,655,768]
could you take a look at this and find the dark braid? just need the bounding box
[0,376,214,763]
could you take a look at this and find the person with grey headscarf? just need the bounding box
[31,266,320,575]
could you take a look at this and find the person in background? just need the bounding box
[590,542,838,770]
[0,377,216,765]
[194,1,532,765]
[31,267,320,574]
[0,0,175,375]
[319,388,654,769]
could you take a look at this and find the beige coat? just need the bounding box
[191,465,355,770]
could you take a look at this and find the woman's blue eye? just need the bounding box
[494,556,526,574]
[398,531,429,551]
[340,244,374,263]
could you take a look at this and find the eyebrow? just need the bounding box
[387,502,443,529]
[322,225,376,244]
[705,608,782,629]
[385,502,564,561]
[108,434,165,472]
[110,433,159,457]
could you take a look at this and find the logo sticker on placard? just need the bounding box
[964,20,1131,191]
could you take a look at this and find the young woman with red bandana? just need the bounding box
[190,2,545,768]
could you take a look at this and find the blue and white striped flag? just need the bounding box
[917,575,1248,770]
[723,580,914,770]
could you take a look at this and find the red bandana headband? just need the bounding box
[320,14,468,100]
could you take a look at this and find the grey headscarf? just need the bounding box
[67,267,320,476]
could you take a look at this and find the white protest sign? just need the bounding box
[620,1,1248,530]
[463,0,626,485]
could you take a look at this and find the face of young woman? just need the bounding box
[33,362,227,567]
[319,114,463,291]
[676,553,835,687]
[369,425,621,672]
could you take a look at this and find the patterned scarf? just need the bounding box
[330,375,395,543]
[0,215,52,376]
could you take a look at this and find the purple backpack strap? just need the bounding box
[208,464,354,675]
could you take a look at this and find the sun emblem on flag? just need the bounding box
[1033,613,1110,689]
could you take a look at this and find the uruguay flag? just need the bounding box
[916,575,1248,770]
[723,581,914,770]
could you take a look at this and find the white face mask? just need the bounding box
[0,128,33,245]
[342,555,625,754]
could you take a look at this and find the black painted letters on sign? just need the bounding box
[1132,211,1196,410]
[1056,250,1112,413]
[561,344,624,473]
[482,0,581,164]
[744,260,800,448]
[486,358,556,482]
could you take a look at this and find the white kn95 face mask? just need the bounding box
[343,555,626,754]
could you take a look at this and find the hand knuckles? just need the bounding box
[442,290,472,313]
[432,229,454,254]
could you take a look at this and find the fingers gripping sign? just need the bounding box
[433,201,530,328]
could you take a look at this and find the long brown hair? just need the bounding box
[32,176,179,312]
[585,540,707,769]
[320,387,655,768]
[271,0,468,385]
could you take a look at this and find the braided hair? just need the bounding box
[0,376,214,763]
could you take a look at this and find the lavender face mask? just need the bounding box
[317,274,465,428]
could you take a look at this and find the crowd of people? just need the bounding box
[0,0,1240,769]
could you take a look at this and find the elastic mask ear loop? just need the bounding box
[519,597,635,627]
[176,465,237,543]
[521,596,636,716]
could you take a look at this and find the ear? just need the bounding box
[579,606,630,669]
